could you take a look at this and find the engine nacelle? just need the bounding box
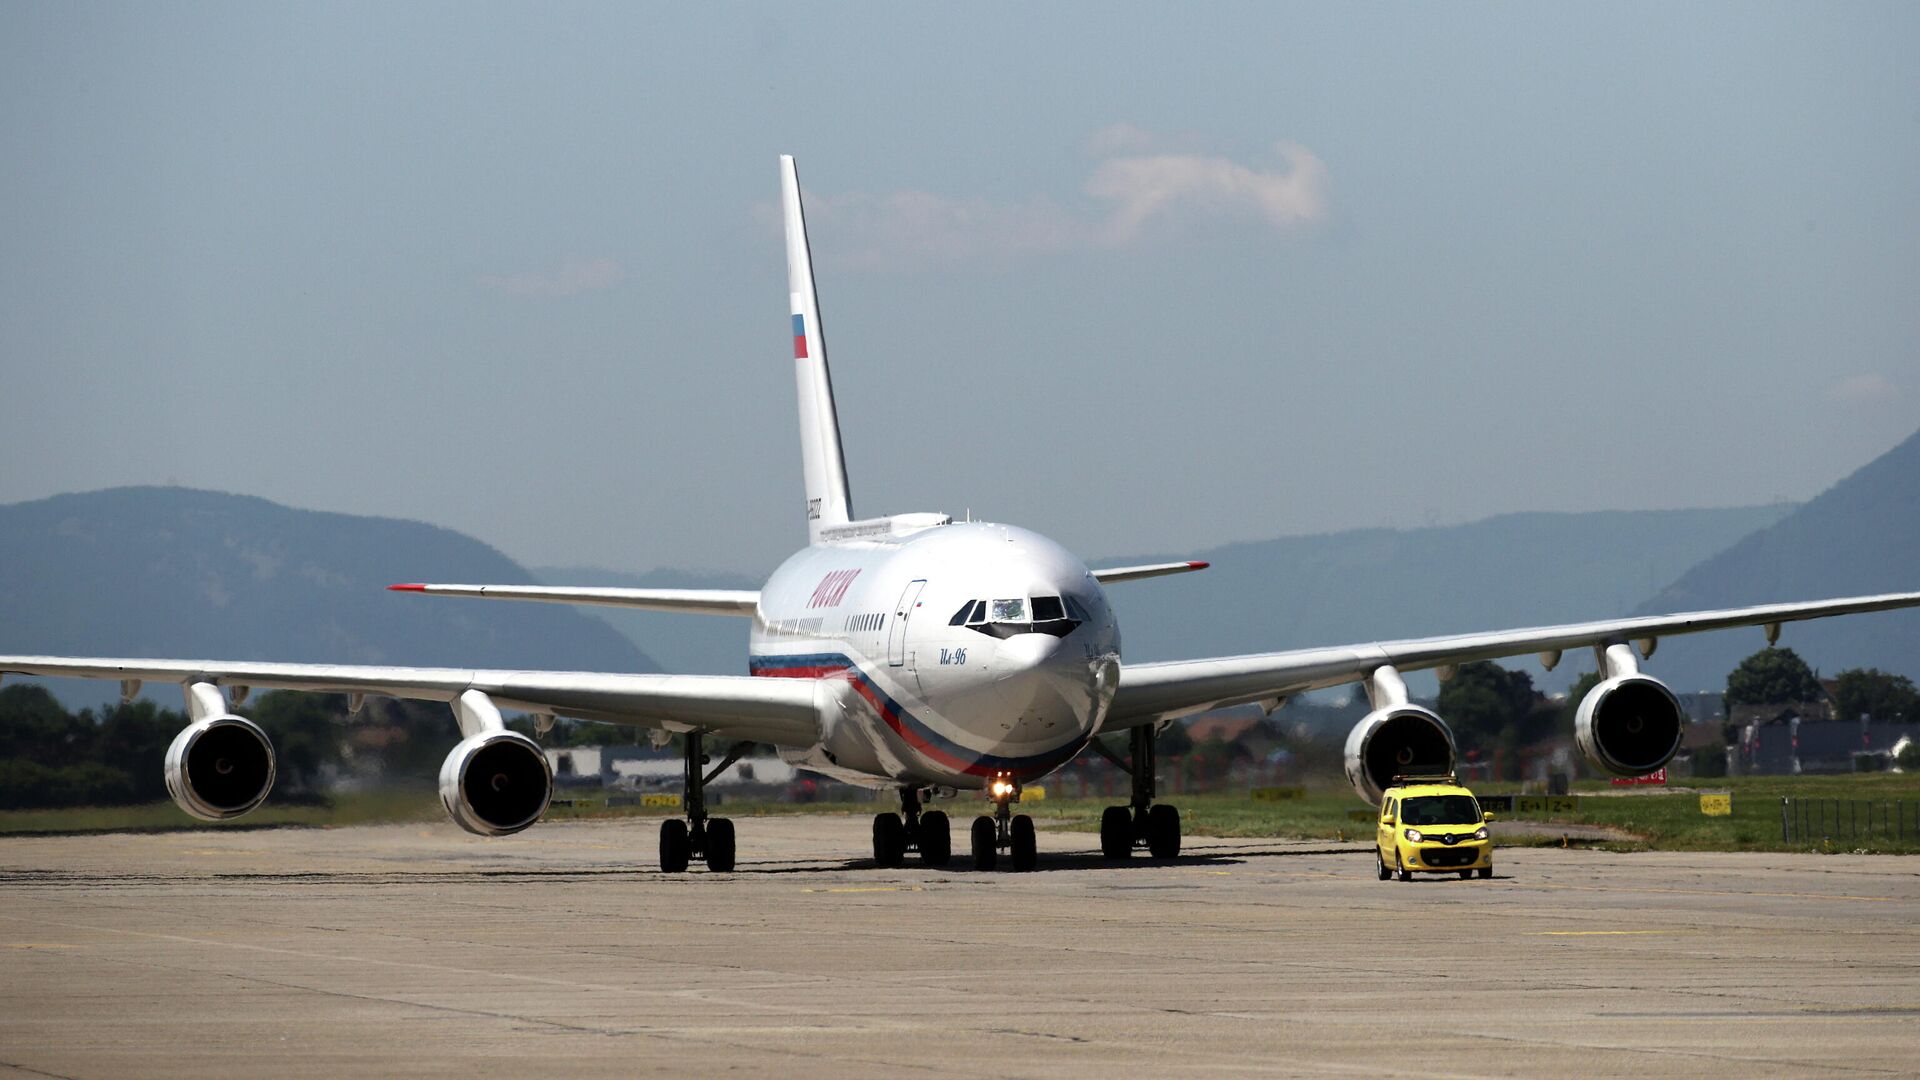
[1574,674,1685,776]
[438,730,553,837]
[1343,705,1457,804]
[164,715,276,821]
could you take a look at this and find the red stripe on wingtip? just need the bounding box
[1187,561,1210,570]
[387,584,427,592]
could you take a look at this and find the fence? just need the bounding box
[1780,797,1917,844]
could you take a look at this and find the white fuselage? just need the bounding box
[749,520,1121,790]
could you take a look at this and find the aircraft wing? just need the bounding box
[1090,561,1209,584]
[0,656,819,746]
[387,583,759,616]
[1102,590,1920,730]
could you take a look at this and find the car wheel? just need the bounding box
[1396,853,1411,882]
[1457,869,1472,880]
[1478,865,1493,879]
[1376,852,1392,881]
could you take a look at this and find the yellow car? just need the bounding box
[1375,776,1494,881]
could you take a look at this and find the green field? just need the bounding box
[6,774,1919,853]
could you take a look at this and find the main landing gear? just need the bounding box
[872,786,952,867]
[658,731,750,873]
[969,775,1037,872]
[1092,724,1181,862]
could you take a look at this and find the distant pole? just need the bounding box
[1780,797,1790,843]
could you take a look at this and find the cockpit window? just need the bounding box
[967,602,989,625]
[949,600,978,626]
[1030,596,1065,622]
[1062,595,1091,621]
[991,598,1027,622]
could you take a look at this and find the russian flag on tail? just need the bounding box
[792,313,809,359]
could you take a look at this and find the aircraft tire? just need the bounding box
[659,818,691,873]
[1100,806,1132,861]
[1146,804,1181,860]
[918,810,951,866]
[970,815,997,871]
[872,812,906,867]
[705,817,736,872]
[1010,814,1037,872]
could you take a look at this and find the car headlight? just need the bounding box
[1403,828,1423,843]
[1474,826,1489,841]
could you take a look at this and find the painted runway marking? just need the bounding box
[802,886,926,894]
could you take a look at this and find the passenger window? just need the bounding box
[1381,798,1396,822]
[949,600,977,626]
[1031,596,1065,621]
[991,598,1027,622]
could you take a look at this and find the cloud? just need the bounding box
[1084,142,1328,244]
[794,130,1329,269]
[1826,373,1898,405]
[478,258,623,297]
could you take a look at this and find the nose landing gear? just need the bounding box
[872,786,952,867]
[1093,723,1182,861]
[968,775,1037,872]
[657,731,748,872]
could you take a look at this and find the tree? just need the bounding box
[1439,662,1552,761]
[1560,671,1604,727]
[1830,668,1920,724]
[246,691,348,792]
[1725,647,1821,707]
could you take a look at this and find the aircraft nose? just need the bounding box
[994,632,1062,675]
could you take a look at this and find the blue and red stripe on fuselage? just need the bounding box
[749,652,1088,780]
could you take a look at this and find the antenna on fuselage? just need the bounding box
[781,155,854,542]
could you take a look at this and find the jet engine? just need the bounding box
[164,714,277,821]
[1343,705,1457,804]
[1574,673,1684,777]
[438,730,553,837]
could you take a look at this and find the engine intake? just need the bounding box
[1575,674,1684,776]
[1343,705,1457,804]
[439,731,553,836]
[164,715,276,821]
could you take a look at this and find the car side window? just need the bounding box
[1381,797,1395,822]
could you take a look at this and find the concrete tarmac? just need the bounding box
[2,814,1917,1078]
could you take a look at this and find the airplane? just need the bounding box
[8,155,1920,874]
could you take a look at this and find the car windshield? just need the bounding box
[1400,795,1481,826]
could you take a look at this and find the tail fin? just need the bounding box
[781,155,854,541]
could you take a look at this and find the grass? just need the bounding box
[7,774,1920,853]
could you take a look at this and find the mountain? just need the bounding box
[1096,506,1795,692]
[548,506,1790,688]
[0,487,656,706]
[534,566,757,675]
[1631,430,1920,693]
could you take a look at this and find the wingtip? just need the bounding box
[387,583,426,592]
[1188,561,1211,571]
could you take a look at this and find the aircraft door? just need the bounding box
[888,579,927,668]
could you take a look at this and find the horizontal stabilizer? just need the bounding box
[1091,561,1210,585]
[389,583,758,617]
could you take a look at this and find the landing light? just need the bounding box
[989,779,1017,800]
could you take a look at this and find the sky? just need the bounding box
[2,3,1917,577]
